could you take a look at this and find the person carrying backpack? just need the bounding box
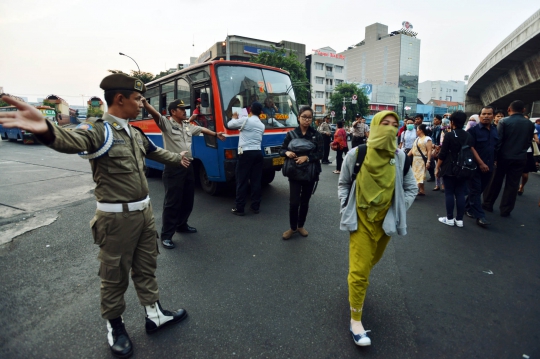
[435,111,474,227]
[338,110,417,347]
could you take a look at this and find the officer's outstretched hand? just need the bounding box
[0,96,49,134]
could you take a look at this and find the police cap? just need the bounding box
[168,99,190,112]
[100,73,147,93]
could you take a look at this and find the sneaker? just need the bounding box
[297,227,308,237]
[438,217,455,226]
[465,211,474,218]
[455,220,464,227]
[350,327,371,346]
[282,229,297,240]
[231,208,245,216]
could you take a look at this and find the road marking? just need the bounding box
[482,270,493,275]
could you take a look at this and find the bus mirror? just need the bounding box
[201,93,210,108]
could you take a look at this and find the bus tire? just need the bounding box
[1,132,7,140]
[261,169,276,185]
[199,165,223,196]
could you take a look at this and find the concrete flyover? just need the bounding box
[466,9,540,114]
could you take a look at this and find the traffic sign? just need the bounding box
[331,111,335,117]
[342,106,346,111]
[352,94,358,100]
[351,100,357,104]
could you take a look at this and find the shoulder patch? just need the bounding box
[76,123,94,131]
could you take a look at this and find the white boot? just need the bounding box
[144,301,187,334]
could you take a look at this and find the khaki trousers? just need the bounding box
[348,208,390,321]
[90,204,160,319]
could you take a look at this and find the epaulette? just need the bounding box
[131,125,157,153]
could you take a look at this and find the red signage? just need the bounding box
[369,104,397,111]
[312,49,345,60]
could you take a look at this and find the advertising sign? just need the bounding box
[358,84,373,102]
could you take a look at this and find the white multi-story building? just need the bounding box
[418,80,467,104]
[339,22,421,118]
[306,47,347,118]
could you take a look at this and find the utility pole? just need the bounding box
[342,95,358,123]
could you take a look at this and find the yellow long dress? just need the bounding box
[411,136,431,184]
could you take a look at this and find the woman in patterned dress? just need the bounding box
[408,124,432,195]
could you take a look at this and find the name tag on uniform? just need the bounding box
[113,139,126,145]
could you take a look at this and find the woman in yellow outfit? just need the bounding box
[338,111,418,346]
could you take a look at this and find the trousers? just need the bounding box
[288,179,315,230]
[336,147,349,171]
[161,165,195,240]
[465,169,493,218]
[351,136,365,149]
[235,150,263,211]
[348,207,390,321]
[483,158,527,215]
[442,175,467,220]
[91,205,160,319]
[322,135,331,162]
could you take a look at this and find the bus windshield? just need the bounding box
[217,65,299,129]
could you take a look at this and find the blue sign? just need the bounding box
[243,46,275,55]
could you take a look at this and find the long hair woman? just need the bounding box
[338,111,417,346]
[333,120,349,174]
[280,106,323,240]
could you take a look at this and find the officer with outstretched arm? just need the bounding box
[0,74,190,359]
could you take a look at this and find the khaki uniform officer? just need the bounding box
[0,74,189,359]
[143,98,225,249]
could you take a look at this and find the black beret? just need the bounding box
[168,99,190,112]
[100,73,147,93]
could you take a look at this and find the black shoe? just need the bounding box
[176,225,197,233]
[107,317,133,358]
[231,208,245,216]
[145,301,187,334]
[482,204,493,213]
[427,178,435,182]
[465,211,474,218]
[161,238,175,249]
[249,207,260,214]
[476,218,491,227]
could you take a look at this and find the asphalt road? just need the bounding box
[0,140,539,359]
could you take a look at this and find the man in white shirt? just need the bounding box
[228,101,265,216]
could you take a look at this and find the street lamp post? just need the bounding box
[119,52,141,73]
[401,96,406,120]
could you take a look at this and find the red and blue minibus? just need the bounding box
[130,60,301,195]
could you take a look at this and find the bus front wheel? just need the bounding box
[199,165,223,196]
[261,169,276,185]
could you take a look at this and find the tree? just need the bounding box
[329,83,369,124]
[87,105,104,118]
[107,69,155,84]
[250,47,310,106]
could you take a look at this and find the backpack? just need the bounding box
[451,131,477,180]
[344,145,411,206]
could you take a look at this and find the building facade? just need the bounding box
[197,35,305,64]
[305,47,346,119]
[339,22,421,119]
[418,80,466,104]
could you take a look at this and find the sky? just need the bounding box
[1,0,539,106]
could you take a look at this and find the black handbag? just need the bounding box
[282,130,318,182]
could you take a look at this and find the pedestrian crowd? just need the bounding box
[1,72,539,355]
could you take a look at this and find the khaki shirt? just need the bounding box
[352,122,369,137]
[318,122,331,135]
[155,115,202,160]
[36,113,182,203]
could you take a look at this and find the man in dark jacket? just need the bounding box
[465,106,498,227]
[482,100,535,217]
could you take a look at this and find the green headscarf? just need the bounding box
[356,111,399,221]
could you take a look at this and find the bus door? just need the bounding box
[191,82,221,180]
